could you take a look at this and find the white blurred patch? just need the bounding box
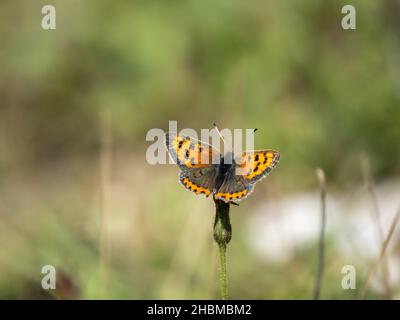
[247,179,400,288]
[247,191,338,263]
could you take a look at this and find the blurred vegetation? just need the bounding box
[0,0,399,299]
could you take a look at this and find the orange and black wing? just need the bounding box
[235,150,280,183]
[179,167,218,197]
[165,132,220,169]
[165,132,220,198]
[214,150,280,203]
[214,172,254,203]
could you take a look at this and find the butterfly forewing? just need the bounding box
[165,132,220,169]
[235,150,280,182]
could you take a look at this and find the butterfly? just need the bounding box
[165,132,280,204]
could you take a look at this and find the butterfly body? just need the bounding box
[165,133,280,204]
[213,153,235,192]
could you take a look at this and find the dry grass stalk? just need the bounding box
[313,168,327,300]
[358,207,400,299]
[99,108,112,299]
[360,154,391,298]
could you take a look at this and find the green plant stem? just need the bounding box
[218,243,227,300]
[213,198,231,300]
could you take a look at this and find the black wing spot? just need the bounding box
[255,154,259,161]
[185,150,190,159]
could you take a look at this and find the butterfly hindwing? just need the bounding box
[179,167,218,197]
[214,166,254,203]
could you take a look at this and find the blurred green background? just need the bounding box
[0,0,400,299]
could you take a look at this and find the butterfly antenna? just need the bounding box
[213,123,226,144]
[254,128,258,133]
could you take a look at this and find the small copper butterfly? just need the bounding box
[165,132,280,203]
